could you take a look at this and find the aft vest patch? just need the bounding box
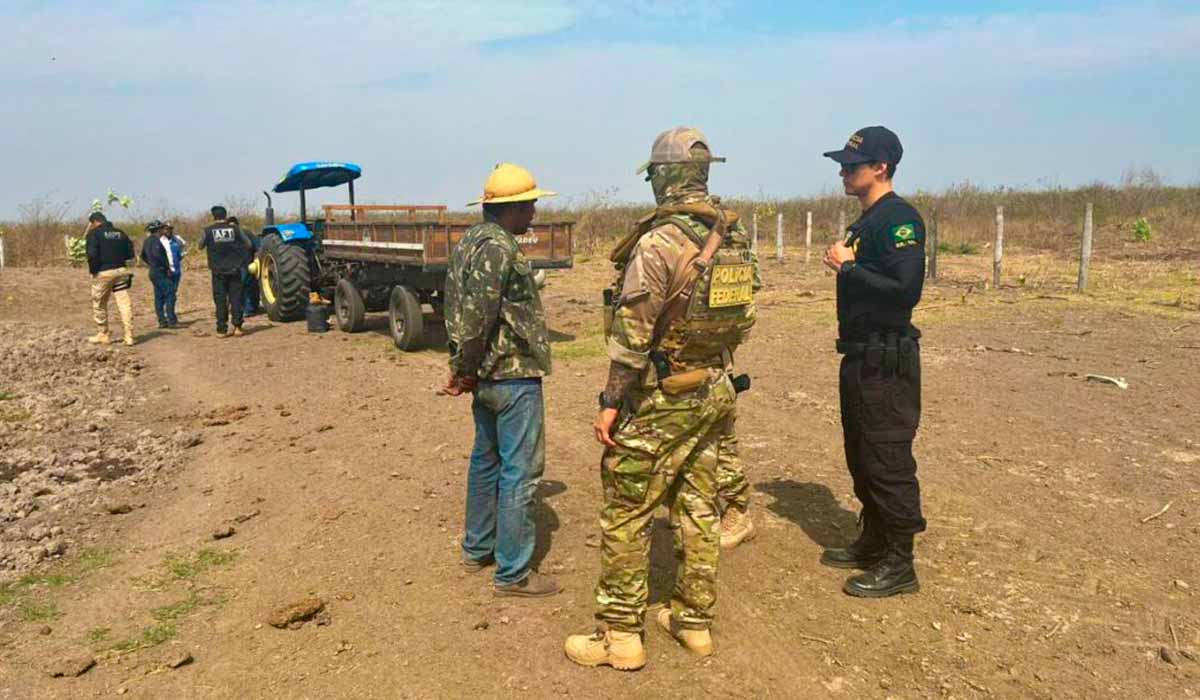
[891,223,919,248]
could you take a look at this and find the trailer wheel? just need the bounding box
[388,286,424,351]
[334,278,366,333]
[260,234,310,322]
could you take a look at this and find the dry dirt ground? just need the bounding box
[0,249,1197,699]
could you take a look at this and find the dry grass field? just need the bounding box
[0,229,1196,698]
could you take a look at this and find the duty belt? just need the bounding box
[836,332,918,376]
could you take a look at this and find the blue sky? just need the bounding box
[1,0,1197,219]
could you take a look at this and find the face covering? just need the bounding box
[648,160,710,206]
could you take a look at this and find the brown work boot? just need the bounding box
[656,608,714,656]
[720,508,756,550]
[87,332,111,345]
[493,571,560,598]
[122,332,135,346]
[232,326,244,337]
[461,554,493,574]
[564,628,646,670]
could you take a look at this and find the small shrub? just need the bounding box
[1132,217,1152,242]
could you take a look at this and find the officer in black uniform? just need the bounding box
[819,126,926,598]
[198,205,253,337]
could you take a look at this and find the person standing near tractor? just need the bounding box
[198,205,253,338]
[84,211,136,346]
[443,163,560,598]
[564,127,758,671]
[228,216,262,317]
[820,125,927,598]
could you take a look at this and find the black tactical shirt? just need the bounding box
[85,224,134,275]
[836,192,925,340]
[199,220,253,275]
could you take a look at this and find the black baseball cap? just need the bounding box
[823,126,903,166]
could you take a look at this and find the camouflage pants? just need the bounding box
[715,407,750,515]
[595,374,736,633]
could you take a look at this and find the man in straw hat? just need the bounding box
[564,127,759,670]
[443,163,560,598]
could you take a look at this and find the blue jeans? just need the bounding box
[242,268,260,316]
[462,378,546,585]
[151,273,178,325]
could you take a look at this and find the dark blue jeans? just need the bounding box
[242,268,260,316]
[150,273,178,325]
[462,378,546,585]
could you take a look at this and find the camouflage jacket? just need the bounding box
[445,220,552,381]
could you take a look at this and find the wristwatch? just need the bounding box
[839,260,857,275]
[598,391,621,410]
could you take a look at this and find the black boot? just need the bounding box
[820,511,886,569]
[843,531,919,598]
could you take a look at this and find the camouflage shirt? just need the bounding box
[445,220,552,381]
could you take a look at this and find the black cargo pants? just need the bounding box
[837,333,926,534]
[211,271,245,332]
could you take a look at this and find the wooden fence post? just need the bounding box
[805,211,813,263]
[0,236,5,270]
[775,212,784,263]
[928,210,938,280]
[1077,202,1093,291]
[751,212,758,254]
[837,210,846,240]
[993,205,1004,288]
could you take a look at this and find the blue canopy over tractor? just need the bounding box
[274,161,362,193]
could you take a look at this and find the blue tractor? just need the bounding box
[256,161,574,349]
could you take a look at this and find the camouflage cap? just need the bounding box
[636,127,726,174]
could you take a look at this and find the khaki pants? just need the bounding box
[91,267,134,337]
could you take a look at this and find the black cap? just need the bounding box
[88,211,108,224]
[146,219,166,232]
[823,126,903,166]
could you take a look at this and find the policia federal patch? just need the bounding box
[891,222,919,249]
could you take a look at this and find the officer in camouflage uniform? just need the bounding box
[444,163,560,598]
[565,128,758,671]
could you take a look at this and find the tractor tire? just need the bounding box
[260,234,310,322]
[388,285,424,351]
[335,278,366,333]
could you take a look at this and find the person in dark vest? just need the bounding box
[84,212,136,346]
[229,216,262,317]
[198,205,253,337]
[139,219,177,328]
[820,126,926,598]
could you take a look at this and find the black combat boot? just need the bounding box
[820,511,886,569]
[842,531,919,598]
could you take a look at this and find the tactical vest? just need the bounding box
[654,214,757,370]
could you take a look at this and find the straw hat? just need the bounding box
[467,163,556,206]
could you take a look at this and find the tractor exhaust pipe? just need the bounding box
[262,191,275,226]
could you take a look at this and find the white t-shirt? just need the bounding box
[159,236,175,273]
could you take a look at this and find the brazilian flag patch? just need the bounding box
[891,222,919,248]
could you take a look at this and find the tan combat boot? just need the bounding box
[87,332,111,345]
[232,326,244,337]
[656,608,714,656]
[564,628,646,670]
[720,508,756,550]
[123,332,135,346]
